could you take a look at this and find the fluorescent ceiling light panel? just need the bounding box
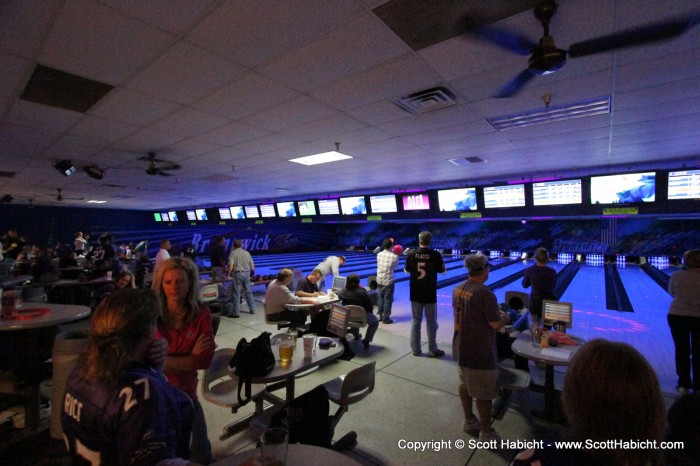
[289,151,352,166]
[488,96,611,131]
[87,200,107,203]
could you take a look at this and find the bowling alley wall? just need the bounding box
[1,204,698,258]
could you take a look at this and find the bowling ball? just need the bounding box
[254,275,261,282]
[393,244,403,255]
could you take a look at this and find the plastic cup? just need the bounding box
[303,334,316,359]
[106,271,112,279]
[260,427,288,466]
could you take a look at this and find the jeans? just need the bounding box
[376,283,395,320]
[668,314,700,390]
[350,312,379,342]
[229,271,256,315]
[411,301,438,352]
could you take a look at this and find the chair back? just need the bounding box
[345,304,367,328]
[338,361,375,406]
[200,283,219,302]
[203,348,235,391]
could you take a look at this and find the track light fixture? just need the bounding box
[53,160,76,176]
[83,164,104,180]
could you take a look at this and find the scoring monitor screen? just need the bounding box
[160,212,170,221]
[298,200,316,216]
[276,201,297,217]
[590,172,656,204]
[154,212,162,222]
[532,179,582,206]
[187,210,198,221]
[229,206,245,219]
[195,209,208,221]
[259,204,276,218]
[318,199,340,215]
[339,196,366,215]
[167,211,178,222]
[542,300,573,328]
[483,184,525,208]
[369,194,397,213]
[244,205,259,218]
[668,169,700,200]
[437,188,477,211]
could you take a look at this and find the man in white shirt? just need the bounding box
[376,239,398,324]
[154,239,171,270]
[264,268,315,329]
[314,255,346,292]
[226,239,256,317]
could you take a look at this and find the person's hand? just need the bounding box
[192,333,215,356]
[146,338,168,372]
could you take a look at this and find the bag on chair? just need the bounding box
[229,331,275,406]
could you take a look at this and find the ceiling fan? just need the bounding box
[139,151,181,177]
[473,1,700,97]
[43,188,84,202]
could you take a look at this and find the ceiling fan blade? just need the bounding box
[568,12,700,58]
[470,25,536,56]
[157,170,174,177]
[159,163,181,171]
[494,69,536,98]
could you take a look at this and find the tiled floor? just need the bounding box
[203,294,680,466]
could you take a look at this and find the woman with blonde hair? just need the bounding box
[61,289,197,465]
[153,257,215,464]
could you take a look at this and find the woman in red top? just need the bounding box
[153,257,215,465]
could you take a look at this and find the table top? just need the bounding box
[212,443,361,466]
[511,330,585,366]
[51,276,114,288]
[251,337,343,384]
[0,275,33,287]
[0,302,91,331]
[286,296,340,310]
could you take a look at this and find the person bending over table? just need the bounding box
[510,339,665,466]
[265,268,316,329]
[153,258,215,465]
[295,268,325,298]
[62,289,199,466]
[338,273,379,350]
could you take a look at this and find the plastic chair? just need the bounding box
[322,361,376,451]
[200,283,223,314]
[201,348,266,421]
[345,305,367,337]
[492,365,531,419]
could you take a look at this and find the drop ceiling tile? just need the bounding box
[149,107,229,138]
[310,55,442,111]
[165,138,228,158]
[281,112,367,142]
[89,88,179,126]
[346,99,411,125]
[40,0,175,84]
[5,99,82,132]
[0,54,33,98]
[197,120,271,146]
[193,72,299,119]
[115,128,184,151]
[0,0,60,57]
[66,115,139,146]
[243,96,338,132]
[127,41,245,105]
[258,13,409,92]
[233,133,304,154]
[100,0,220,34]
[187,0,366,68]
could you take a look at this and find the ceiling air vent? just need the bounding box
[393,86,457,115]
[449,156,486,166]
[200,174,236,182]
[488,96,611,131]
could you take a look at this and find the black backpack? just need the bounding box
[229,332,275,406]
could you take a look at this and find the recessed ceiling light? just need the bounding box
[87,200,107,203]
[289,151,352,166]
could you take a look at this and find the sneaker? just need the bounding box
[382,318,394,324]
[677,385,690,395]
[412,350,422,356]
[362,339,370,350]
[478,429,502,443]
[428,349,445,358]
[462,416,481,432]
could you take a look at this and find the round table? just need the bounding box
[212,443,361,465]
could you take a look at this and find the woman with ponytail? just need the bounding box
[61,289,200,466]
